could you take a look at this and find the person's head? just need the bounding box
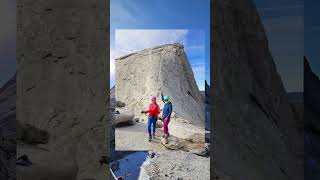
[164,95,170,103]
[151,96,157,104]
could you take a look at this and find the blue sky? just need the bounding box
[110,0,210,91]
[305,0,320,77]
[254,0,304,92]
[0,0,16,87]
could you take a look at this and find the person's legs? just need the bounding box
[147,117,152,135]
[147,117,152,141]
[163,118,171,138]
[152,118,157,137]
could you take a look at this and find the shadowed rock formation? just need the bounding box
[211,0,303,179]
[0,73,16,180]
[305,57,320,128]
[305,57,320,179]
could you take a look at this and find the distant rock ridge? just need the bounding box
[115,43,205,127]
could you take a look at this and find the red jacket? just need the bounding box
[145,103,160,118]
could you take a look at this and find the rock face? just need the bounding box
[212,0,303,179]
[0,74,16,139]
[17,0,109,179]
[304,57,320,179]
[0,74,16,180]
[115,43,205,126]
[287,92,303,132]
[17,124,50,145]
[110,86,116,112]
[305,57,320,127]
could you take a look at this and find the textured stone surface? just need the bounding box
[115,113,134,125]
[17,124,50,145]
[115,122,168,151]
[16,145,78,180]
[17,0,109,179]
[115,43,205,127]
[110,86,116,112]
[0,74,16,180]
[0,74,16,139]
[211,0,303,179]
[139,151,210,180]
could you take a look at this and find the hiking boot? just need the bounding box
[148,135,152,141]
[162,137,168,144]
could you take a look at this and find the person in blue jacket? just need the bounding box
[161,93,173,139]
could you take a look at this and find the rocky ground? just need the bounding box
[115,116,207,151]
[139,151,210,180]
[115,121,166,151]
[114,113,210,179]
[16,145,78,180]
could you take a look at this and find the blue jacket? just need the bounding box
[162,94,172,119]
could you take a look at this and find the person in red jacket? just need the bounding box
[141,96,160,141]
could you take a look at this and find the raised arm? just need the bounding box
[161,93,165,103]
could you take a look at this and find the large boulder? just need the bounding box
[114,113,134,125]
[212,0,303,179]
[115,43,205,127]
